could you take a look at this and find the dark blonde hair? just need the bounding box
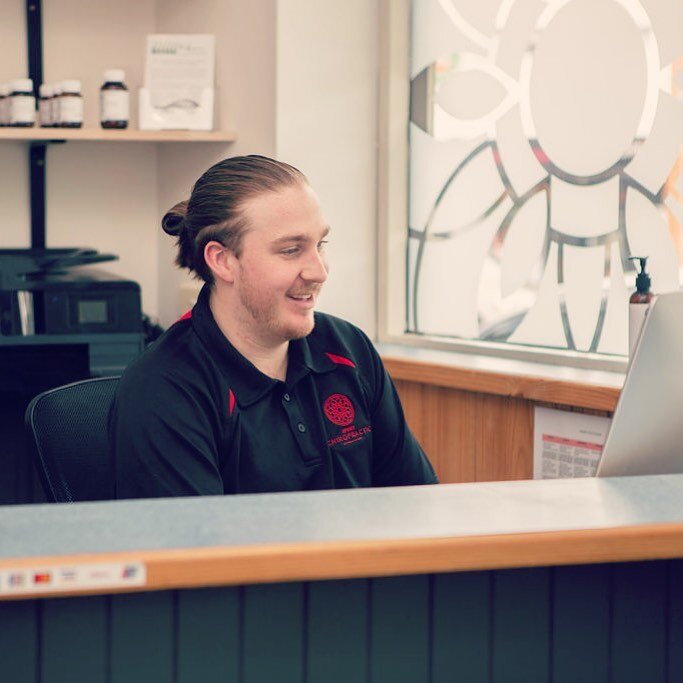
[162,154,308,282]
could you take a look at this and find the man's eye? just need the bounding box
[317,240,329,250]
[281,247,300,256]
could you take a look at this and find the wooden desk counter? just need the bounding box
[2,477,682,682]
[1,475,682,598]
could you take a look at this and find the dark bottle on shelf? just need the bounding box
[100,69,129,129]
[60,80,83,128]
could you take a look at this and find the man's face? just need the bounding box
[231,183,330,345]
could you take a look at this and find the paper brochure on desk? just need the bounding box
[533,407,611,479]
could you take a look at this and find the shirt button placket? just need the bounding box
[281,390,314,460]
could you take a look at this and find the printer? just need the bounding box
[0,247,144,385]
[0,249,145,504]
[0,248,141,336]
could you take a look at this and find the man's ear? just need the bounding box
[204,240,238,284]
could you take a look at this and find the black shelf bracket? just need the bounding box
[26,0,45,249]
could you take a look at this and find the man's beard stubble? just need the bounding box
[237,278,316,342]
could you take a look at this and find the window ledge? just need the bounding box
[378,344,623,412]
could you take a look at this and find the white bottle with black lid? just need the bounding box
[628,256,655,359]
[100,69,129,129]
[8,78,36,127]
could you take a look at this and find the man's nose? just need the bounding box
[301,248,329,283]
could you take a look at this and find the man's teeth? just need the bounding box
[290,294,312,300]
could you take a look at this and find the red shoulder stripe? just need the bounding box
[325,352,356,368]
[228,388,236,417]
[177,309,192,322]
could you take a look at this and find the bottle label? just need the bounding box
[629,302,651,358]
[9,95,36,124]
[60,97,83,124]
[39,99,51,126]
[51,98,59,124]
[100,90,129,122]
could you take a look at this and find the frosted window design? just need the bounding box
[408,0,683,355]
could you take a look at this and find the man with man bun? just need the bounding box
[110,155,437,497]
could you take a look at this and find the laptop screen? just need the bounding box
[597,292,683,477]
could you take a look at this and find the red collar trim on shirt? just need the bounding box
[324,352,356,368]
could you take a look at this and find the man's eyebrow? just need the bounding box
[271,226,331,245]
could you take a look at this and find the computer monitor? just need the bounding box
[597,291,683,477]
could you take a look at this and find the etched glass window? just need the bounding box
[407,0,683,356]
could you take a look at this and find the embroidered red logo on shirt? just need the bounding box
[323,393,355,427]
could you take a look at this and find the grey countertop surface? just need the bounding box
[1,475,682,560]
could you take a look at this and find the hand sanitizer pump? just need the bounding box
[628,256,655,359]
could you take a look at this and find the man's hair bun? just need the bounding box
[161,200,189,236]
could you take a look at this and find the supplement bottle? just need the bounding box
[8,79,35,127]
[39,84,52,127]
[0,84,8,126]
[60,80,83,128]
[100,69,129,129]
[51,83,62,127]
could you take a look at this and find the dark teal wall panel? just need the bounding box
[110,591,174,683]
[0,599,38,683]
[243,582,304,683]
[611,561,667,683]
[307,578,369,683]
[42,596,108,683]
[552,564,610,683]
[432,571,491,683]
[177,587,240,683]
[370,575,431,683]
[1,560,682,682]
[669,560,683,682]
[492,568,551,683]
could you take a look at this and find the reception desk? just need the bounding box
[1,475,683,682]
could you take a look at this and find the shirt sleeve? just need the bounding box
[110,368,224,498]
[362,342,438,487]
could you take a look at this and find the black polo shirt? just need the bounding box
[110,284,437,498]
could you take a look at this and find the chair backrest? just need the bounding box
[25,376,119,502]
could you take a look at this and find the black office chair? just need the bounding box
[25,376,120,502]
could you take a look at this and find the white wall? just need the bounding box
[155,0,278,325]
[275,0,379,336]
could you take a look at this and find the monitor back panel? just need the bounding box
[597,292,683,477]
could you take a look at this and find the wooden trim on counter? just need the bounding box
[382,355,621,411]
[2,522,682,600]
